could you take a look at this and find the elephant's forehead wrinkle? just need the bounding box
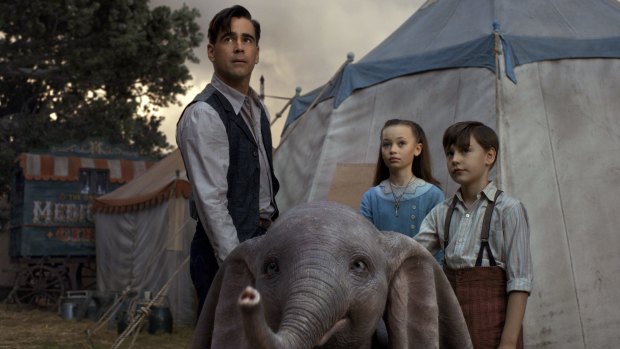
[289,261,342,283]
[286,274,349,307]
[270,230,380,255]
[271,210,373,236]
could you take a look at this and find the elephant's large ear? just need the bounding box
[191,239,259,349]
[382,232,472,349]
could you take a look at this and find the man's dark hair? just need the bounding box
[442,121,499,167]
[208,5,261,45]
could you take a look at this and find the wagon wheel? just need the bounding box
[12,265,68,309]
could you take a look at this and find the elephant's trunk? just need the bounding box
[239,287,291,349]
[239,266,349,349]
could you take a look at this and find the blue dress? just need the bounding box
[359,178,444,261]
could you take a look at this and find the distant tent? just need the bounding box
[93,149,196,325]
[275,0,620,347]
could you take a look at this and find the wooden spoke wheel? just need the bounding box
[12,265,68,309]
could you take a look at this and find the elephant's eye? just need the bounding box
[263,259,279,276]
[350,259,368,274]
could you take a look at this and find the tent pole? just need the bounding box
[276,53,355,152]
[270,87,302,127]
[494,27,506,192]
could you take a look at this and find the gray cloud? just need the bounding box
[152,0,424,146]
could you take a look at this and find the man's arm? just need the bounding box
[177,102,239,264]
[499,291,528,349]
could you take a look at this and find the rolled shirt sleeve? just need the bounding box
[177,102,239,264]
[503,201,533,293]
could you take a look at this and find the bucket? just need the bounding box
[148,306,173,334]
[86,299,99,321]
[61,300,76,320]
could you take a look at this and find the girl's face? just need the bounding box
[381,125,422,174]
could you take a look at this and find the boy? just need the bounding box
[415,121,532,349]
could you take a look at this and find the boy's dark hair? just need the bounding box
[373,119,441,187]
[208,5,261,45]
[442,121,499,167]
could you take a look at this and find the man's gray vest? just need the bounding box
[184,84,279,242]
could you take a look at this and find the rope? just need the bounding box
[88,213,194,347]
[110,256,189,349]
[85,286,134,348]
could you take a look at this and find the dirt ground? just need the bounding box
[0,304,194,349]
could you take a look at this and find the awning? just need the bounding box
[16,153,156,183]
[92,149,192,213]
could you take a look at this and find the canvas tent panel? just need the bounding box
[536,59,620,347]
[362,0,492,63]
[500,62,583,347]
[96,212,137,290]
[500,59,620,347]
[307,84,380,202]
[274,100,333,210]
[499,0,620,39]
[96,198,196,325]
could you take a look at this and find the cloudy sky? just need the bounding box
[152,0,425,147]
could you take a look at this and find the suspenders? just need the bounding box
[443,190,503,267]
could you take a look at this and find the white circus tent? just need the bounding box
[274,0,620,347]
[93,149,197,325]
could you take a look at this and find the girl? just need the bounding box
[359,119,444,243]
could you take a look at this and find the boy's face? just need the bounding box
[208,17,259,90]
[445,135,496,189]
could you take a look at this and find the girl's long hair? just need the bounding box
[373,119,441,187]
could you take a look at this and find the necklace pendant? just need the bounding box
[394,202,400,217]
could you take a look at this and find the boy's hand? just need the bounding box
[498,291,528,349]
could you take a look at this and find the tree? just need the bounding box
[0,0,203,197]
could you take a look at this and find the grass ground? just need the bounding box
[0,304,194,349]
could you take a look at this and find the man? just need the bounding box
[176,5,279,319]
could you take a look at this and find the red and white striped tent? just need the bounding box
[16,153,154,183]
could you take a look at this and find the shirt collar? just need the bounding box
[211,74,261,115]
[455,181,498,203]
[380,178,426,194]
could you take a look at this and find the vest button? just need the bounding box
[253,151,258,157]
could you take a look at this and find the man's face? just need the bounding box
[208,17,259,92]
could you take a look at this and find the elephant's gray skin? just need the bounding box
[192,201,472,349]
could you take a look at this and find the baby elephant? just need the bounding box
[192,201,472,349]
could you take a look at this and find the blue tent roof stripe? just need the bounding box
[284,0,620,132]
